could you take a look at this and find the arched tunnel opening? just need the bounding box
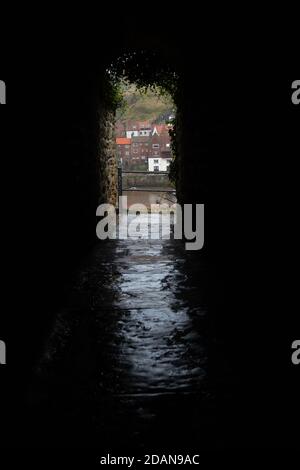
[98,51,179,208]
[97,52,181,248]
[2,29,299,453]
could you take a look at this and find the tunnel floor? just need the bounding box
[24,216,217,450]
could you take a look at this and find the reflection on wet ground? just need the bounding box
[29,215,212,450]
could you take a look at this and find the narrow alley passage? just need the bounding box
[26,216,213,450]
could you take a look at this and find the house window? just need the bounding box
[152,144,159,148]
[154,166,159,172]
[125,151,130,156]
[154,159,159,163]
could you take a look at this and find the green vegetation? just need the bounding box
[115,83,174,123]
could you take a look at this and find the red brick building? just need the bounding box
[116,137,131,165]
[131,136,150,165]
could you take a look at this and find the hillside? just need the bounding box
[116,84,175,124]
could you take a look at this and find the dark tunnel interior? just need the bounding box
[1,22,299,452]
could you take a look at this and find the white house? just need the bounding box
[126,130,139,138]
[126,127,152,138]
[139,128,152,137]
[148,157,171,172]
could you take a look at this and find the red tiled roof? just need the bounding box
[116,138,131,145]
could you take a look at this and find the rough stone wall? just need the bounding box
[98,108,118,207]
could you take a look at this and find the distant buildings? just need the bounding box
[116,121,173,171]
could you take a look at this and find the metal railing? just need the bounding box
[118,168,175,195]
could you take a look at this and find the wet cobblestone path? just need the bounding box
[28,220,213,450]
